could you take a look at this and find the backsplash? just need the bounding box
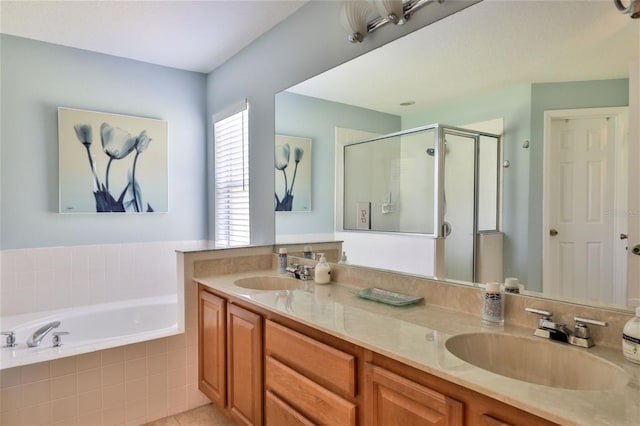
[0,241,202,316]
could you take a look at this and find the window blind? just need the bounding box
[214,103,250,247]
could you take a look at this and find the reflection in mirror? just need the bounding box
[274,0,639,311]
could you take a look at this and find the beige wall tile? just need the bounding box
[102,404,125,426]
[166,368,186,390]
[76,352,101,372]
[125,378,147,402]
[124,398,146,424]
[167,348,186,371]
[102,383,125,409]
[21,362,49,384]
[102,363,124,387]
[22,380,50,406]
[146,338,168,356]
[77,368,102,393]
[77,408,103,426]
[101,348,124,366]
[147,374,167,400]
[78,389,102,415]
[51,396,77,422]
[166,333,185,350]
[166,385,187,416]
[1,368,21,389]
[50,374,76,400]
[147,353,167,376]
[1,408,22,426]
[50,357,76,378]
[125,343,147,361]
[124,358,146,381]
[21,401,51,426]
[1,386,22,412]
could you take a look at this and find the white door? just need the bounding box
[544,108,628,304]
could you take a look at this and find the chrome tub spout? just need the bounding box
[27,321,60,347]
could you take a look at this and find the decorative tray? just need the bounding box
[354,287,423,306]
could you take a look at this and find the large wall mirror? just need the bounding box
[274,0,639,311]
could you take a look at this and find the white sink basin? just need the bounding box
[233,276,303,291]
[445,333,630,390]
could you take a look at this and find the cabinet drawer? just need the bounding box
[266,356,357,426]
[265,319,356,397]
[265,390,314,426]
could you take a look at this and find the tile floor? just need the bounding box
[143,404,232,426]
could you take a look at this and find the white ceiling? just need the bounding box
[0,0,308,73]
[287,0,640,116]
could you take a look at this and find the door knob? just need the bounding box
[550,229,558,236]
[620,233,628,240]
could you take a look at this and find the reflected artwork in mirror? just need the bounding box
[274,0,640,312]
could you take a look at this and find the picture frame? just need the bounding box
[58,107,168,213]
[275,134,312,212]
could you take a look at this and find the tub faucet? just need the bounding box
[27,321,61,347]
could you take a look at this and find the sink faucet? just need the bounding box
[286,264,314,281]
[525,308,607,348]
[27,321,60,347]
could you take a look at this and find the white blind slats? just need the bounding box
[214,104,250,248]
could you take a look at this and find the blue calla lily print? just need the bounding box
[59,108,168,213]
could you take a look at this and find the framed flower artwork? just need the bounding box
[274,134,311,212]
[58,107,168,213]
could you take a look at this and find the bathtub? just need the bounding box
[0,295,179,370]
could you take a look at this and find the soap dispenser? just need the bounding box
[314,253,331,284]
[622,307,640,364]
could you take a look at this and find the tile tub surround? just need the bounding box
[0,334,209,426]
[193,260,640,426]
[0,241,198,317]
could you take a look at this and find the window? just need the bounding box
[213,102,249,247]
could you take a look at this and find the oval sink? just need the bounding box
[445,333,630,390]
[234,276,303,291]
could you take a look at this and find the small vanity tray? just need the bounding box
[354,288,423,306]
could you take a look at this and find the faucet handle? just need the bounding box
[1,331,17,348]
[573,317,607,338]
[525,307,553,318]
[52,332,70,348]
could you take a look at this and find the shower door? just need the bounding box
[443,131,477,282]
[442,128,501,283]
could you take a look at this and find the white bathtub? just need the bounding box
[0,295,180,370]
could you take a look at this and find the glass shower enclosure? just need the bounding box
[342,124,502,283]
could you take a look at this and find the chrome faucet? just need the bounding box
[525,308,607,348]
[286,263,314,281]
[27,321,60,347]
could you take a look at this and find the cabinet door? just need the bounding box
[198,289,226,408]
[265,390,314,426]
[365,363,463,426]
[228,303,263,426]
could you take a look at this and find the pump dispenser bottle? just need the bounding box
[314,253,331,284]
[622,307,640,364]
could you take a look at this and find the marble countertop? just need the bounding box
[195,270,640,426]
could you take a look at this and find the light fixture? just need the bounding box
[341,0,443,43]
[374,0,405,25]
[614,0,640,18]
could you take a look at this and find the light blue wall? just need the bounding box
[527,78,630,289]
[0,35,208,249]
[206,0,480,245]
[402,84,533,286]
[275,92,400,236]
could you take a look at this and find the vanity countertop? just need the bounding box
[195,270,640,426]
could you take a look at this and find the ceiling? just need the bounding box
[0,0,308,73]
[287,0,640,116]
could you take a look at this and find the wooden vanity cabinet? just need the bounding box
[198,287,263,426]
[364,363,463,425]
[264,319,358,426]
[198,283,558,426]
[198,289,226,407]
